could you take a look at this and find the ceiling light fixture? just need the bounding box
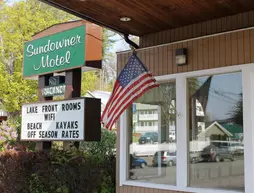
[120,17,131,22]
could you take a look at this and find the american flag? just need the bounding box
[101,53,159,130]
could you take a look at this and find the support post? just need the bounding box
[63,68,82,150]
[36,74,53,152]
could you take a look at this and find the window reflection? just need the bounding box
[128,82,177,185]
[188,72,244,191]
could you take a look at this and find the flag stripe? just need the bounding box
[106,76,156,121]
[107,84,158,130]
[106,80,158,128]
[101,73,149,122]
[101,83,123,124]
[106,83,159,129]
[100,82,120,121]
[106,73,153,115]
[101,53,159,130]
[106,84,158,130]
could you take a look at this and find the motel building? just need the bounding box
[40,1,254,193]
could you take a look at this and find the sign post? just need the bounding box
[36,74,53,151]
[63,68,82,149]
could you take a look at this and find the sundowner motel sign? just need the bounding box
[23,25,85,77]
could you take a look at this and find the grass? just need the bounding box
[132,136,139,143]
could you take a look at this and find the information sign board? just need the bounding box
[21,98,85,141]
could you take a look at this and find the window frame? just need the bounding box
[119,64,254,193]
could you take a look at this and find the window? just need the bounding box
[121,65,249,193]
[128,81,177,185]
[187,72,244,191]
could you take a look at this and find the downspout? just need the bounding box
[124,34,139,49]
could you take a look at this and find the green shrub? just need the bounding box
[0,149,116,193]
[0,151,35,193]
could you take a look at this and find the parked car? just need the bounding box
[131,155,147,168]
[152,151,176,167]
[228,142,244,155]
[189,151,201,163]
[210,140,244,155]
[201,144,236,162]
[152,150,200,167]
[138,132,158,144]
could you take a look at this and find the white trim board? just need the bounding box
[119,63,254,193]
[155,63,250,82]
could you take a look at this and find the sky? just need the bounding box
[6,0,18,5]
[197,72,242,122]
[111,34,130,53]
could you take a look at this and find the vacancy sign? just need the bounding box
[23,25,85,77]
[21,98,85,141]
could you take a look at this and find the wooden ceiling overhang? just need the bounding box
[40,0,254,36]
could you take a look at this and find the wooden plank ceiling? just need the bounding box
[41,0,254,36]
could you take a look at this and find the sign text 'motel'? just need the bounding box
[21,98,85,141]
[23,25,85,77]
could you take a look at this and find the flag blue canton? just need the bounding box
[118,55,147,87]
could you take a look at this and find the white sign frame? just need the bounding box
[21,98,85,141]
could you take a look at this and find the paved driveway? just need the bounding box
[130,156,244,191]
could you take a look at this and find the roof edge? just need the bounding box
[39,0,127,36]
[32,19,84,37]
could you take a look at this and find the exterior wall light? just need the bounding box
[175,48,188,66]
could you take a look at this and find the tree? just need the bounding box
[80,29,117,95]
[0,0,118,118]
[0,0,76,117]
[102,29,116,60]
[100,29,117,91]
[230,94,243,125]
[81,71,100,96]
[80,128,116,160]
